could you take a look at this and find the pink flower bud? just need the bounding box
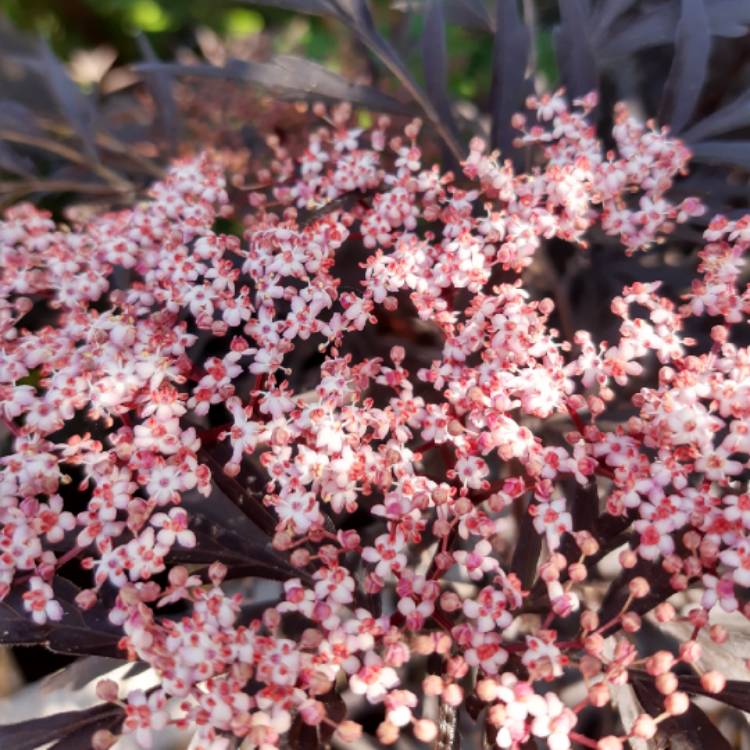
[413,719,438,743]
[700,671,726,694]
[664,692,689,716]
[376,721,399,745]
[95,679,119,703]
[631,714,657,740]
[655,673,678,695]
[335,721,363,742]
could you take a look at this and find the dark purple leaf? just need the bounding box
[631,672,731,750]
[707,0,750,36]
[571,480,598,533]
[135,58,412,115]
[395,0,494,31]
[0,578,122,657]
[600,0,750,60]
[682,90,750,142]
[32,41,98,160]
[328,0,466,160]
[422,0,461,154]
[597,556,673,635]
[659,0,711,133]
[42,657,146,693]
[599,3,677,59]
[489,0,530,157]
[0,142,33,177]
[509,497,541,589]
[0,703,124,750]
[135,34,178,154]
[172,513,303,582]
[199,447,276,535]
[288,715,321,749]
[448,0,494,31]
[241,0,339,14]
[590,0,639,45]
[689,140,750,169]
[675,673,750,712]
[554,0,597,99]
[319,691,347,743]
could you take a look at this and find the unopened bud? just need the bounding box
[631,714,657,740]
[700,670,726,694]
[413,719,438,743]
[664,691,689,716]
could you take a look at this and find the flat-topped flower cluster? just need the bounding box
[0,92,748,749]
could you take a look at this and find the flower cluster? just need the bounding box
[1,91,749,750]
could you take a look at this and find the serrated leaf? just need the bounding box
[489,0,530,157]
[0,703,124,750]
[659,0,711,133]
[554,0,597,99]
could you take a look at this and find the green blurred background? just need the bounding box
[3,0,559,101]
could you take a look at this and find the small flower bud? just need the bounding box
[95,679,119,703]
[300,700,326,726]
[646,651,675,676]
[92,730,117,750]
[335,721,363,742]
[655,602,676,623]
[413,719,438,743]
[290,548,310,567]
[208,561,227,586]
[376,721,399,745]
[700,670,726,694]
[580,655,602,678]
[589,683,610,707]
[488,704,507,727]
[476,679,499,702]
[584,633,605,657]
[679,640,701,664]
[622,612,641,632]
[442,683,464,707]
[580,610,599,632]
[597,736,623,750]
[631,714,657,740]
[664,692,689,716]
[568,562,587,582]
[710,624,728,644]
[628,577,650,598]
[423,675,443,696]
[655,672,678,695]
